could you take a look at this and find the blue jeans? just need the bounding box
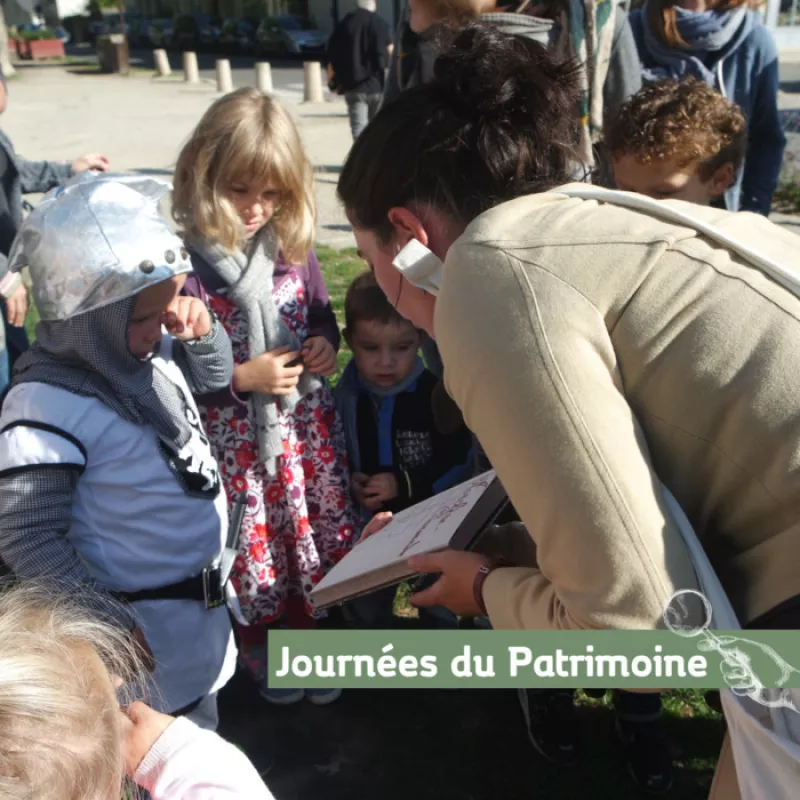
[344,91,382,140]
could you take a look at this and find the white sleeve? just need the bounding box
[0,422,87,474]
[134,718,274,800]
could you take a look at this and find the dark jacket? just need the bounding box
[334,360,473,516]
[327,8,391,94]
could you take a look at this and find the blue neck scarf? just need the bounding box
[640,2,750,88]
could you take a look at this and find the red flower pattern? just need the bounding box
[198,274,356,626]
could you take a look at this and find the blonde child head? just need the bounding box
[0,583,142,800]
[173,87,315,264]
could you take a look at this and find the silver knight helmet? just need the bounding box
[8,172,193,321]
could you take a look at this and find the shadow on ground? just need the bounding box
[218,669,723,800]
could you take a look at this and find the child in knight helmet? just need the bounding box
[0,173,237,728]
[0,582,274,800]
[173,88,357,706]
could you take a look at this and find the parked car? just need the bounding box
[255,15,326,57]
[148,18,174,49]
[218,18,259,53]
[170,14,222,51]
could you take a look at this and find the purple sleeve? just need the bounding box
[305,250,341,351]
[182,274,249,409]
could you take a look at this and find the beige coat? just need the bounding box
[435,185,800,631]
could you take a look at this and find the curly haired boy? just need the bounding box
[604,77,747,206]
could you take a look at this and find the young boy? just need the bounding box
[334,272,472,627]
[603,77,747,207]
[0,173,236,728]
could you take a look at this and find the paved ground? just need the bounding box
[3,57,354,247]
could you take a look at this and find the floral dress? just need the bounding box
[199,272,356,626]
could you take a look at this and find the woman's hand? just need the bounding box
[234,346,304,395]
[5,283,28,327]
[302,336,337,376]
[163,297,211,341]
[357,511,393,544]
[407,549,492,616]
[120,701,175,777]
[72,153,109,174]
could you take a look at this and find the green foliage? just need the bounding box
[18,28,57,41]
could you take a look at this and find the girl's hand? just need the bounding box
[407,549,493,616]
[5,283,28,327]
[120,701,175,777]
[72,153,109,174]
[235,346,304,395]
[302,336,337,376]
[357,511,393,544]
[163,297,211,341]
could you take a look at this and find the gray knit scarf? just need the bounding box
[189,228,321,475]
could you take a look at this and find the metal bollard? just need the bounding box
[153,48,171,77]
[183,51,199,84]
[255,62,273,95]
[303,61,324,103]
[216,59,233,93]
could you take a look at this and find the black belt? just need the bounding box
[114,566,226,609]
[114,573,208,605]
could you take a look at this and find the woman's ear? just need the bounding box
[387,207,429,248]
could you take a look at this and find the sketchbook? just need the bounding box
[309,471,508,610]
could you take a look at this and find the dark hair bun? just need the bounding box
[433,23,582,123]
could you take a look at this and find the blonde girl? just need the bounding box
[0,583,272,799]
[173,88,356,706]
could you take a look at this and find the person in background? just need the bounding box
[327,0,392,139]
[335,272,472,628]
[384,1,641,173]
[0,65,109,395]
[605,77,747,204]
[629,0,784,214]
[173,89,356,707]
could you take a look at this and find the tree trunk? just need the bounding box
[0,3,16,78]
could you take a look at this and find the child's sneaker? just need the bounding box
[305,688,343,706]
[518,688,579,766]
[259,685,305,705]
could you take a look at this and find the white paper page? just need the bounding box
[311,471,496,599]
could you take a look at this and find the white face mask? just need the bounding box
[391,239,443,296]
